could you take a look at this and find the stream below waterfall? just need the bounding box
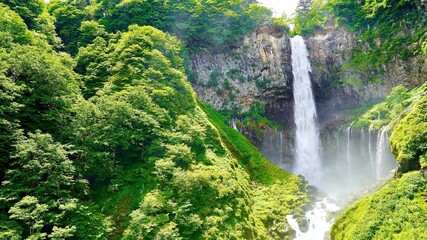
[287,198,340,240]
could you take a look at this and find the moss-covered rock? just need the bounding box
[390,93,427,171]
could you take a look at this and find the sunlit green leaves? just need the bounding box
[0,4,34,46]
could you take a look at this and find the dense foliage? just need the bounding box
[46,0,277,54]
[352,83,427,130]
[390,93,427,171]
[331,171,427,239]
[0,1,308,239]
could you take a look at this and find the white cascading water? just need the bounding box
[286,199,340,240]
[288,36,338,240]
[231,118,238,130]
[368,126,376,177]
[375,126,395,180]
[279,132,283,160]
[346,123,353,185]
[291,35,321,184]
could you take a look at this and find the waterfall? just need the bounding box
[375,126,395,179]
[287,199,340,240]
[368,126,376,177]
[279,132,283,161]
[291,35,321,183]
[346,123,353,185]
[375,128,384,179]
[230,118,238,130]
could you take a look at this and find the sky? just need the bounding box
[258,0,299,17]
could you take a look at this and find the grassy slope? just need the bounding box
[200,102,308,238]
[199,102,293,184]
[331,172,427,240]
[90,102,307,239]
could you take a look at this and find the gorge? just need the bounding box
[1,0,426,239]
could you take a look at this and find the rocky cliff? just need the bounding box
[189,24,427,171]
[306,26,427,125]
[190,25,294,125]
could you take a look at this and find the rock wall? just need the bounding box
[305,26,427,125]
[190,25,294,125]
[190,24,427,170]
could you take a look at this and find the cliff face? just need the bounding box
[191,24,427,127]
[189,24,427,170]
[190,25,294,125]
[305,26,427,125]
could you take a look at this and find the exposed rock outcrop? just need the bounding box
[190,25,294,125]
[305,26,427,125]
[190,24,427,172]
[233,118,294,170]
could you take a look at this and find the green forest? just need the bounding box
[0,0,426,239]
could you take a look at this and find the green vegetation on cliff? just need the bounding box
[390,93,427,171]
[331,171,427,240]
[47,0,277,54]
[294,0,427,82]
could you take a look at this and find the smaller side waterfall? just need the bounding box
[375,126,396,180]
[346,122,354,185]
[322,124,397,195]
[368,126,376,177]
[230,118,238,130]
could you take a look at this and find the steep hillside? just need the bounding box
[0,1,308,239]
[331,171,427,240]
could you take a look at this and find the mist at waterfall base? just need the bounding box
[319,126,397,196]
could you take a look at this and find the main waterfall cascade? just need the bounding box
[286,36,396,240]
[291,36,322,184]
[287,35,338,240]
[287,36,396,195]
[228,36,397,240]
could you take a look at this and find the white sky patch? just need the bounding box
[258,0,299,17]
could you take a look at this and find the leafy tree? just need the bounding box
[0,4,34,46]
[8,196,49,238]
[297,0,315,16]
[293,0,331,35]
[99,0,168,33]
[75,36,111,98]
[34,11,62,48]
[48,0,88,54]
[0,60,22,184]
[0,132,86,206]
[0,132,90,238]
[0,0,44,29]
[70,86,169,180]
[3,45,80,136]
[78,20,106,48]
